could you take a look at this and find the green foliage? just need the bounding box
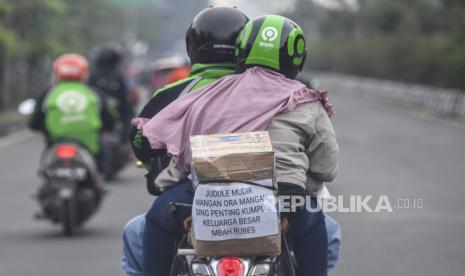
[1,0,125,59]
[0,0,13,59]
[0,25,15,59]
[0,0,127,109]
[288,0,465,90]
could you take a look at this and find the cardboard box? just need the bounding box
[190,132,275,186]
[189,132,281,256]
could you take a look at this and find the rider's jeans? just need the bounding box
[143,181,193,276]
[142,181,328,276]
[285,197,328,276]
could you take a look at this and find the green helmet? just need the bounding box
[235,15,307,79]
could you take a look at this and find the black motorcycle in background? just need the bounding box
[35,142,102,236]
[99,90,132,180]
[18,99,105,236]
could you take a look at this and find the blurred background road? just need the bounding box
[0,88,464,276]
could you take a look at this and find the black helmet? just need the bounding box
[235,15,307,79]
[186,7,249,64]
[93,42,124,69]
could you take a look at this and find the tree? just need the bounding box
[287,0,465,90]
[0,0,128,109]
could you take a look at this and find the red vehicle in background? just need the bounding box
[150,56,190,91]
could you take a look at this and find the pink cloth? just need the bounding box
[133,67,334,170]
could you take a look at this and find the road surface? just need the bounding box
[0,89,464,275]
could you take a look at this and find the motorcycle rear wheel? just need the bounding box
[61,197,77,236]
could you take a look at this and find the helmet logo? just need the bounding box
[259,27,279,48]
[261,27,278,42]
[57,90,88,114]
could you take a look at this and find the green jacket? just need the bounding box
[154,63,236,96]
[44,81,102,154]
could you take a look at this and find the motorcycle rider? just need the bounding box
[88,43,135,177]
[123,6,249,275]
[29,53,115,184]
[88,43,134,132]
[135,15,339,276]
[128,6,249,189]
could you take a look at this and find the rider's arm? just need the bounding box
[305,102,339,188]
[128,80,194,195]
[129,80,192,163]
[128,90,182,195]
[100,99,116,132]
[28,92,47,132]
[153,158,188,192]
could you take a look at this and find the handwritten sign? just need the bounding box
[192,182,279,241]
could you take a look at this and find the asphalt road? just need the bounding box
[329,91,465,276]
[0,132,152,275]
[1,89,464,276]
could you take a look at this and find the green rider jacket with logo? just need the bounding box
[44,81,102,154]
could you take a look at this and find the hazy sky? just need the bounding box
[312,0,358,10]
[209,0,359,16]
[209,0,296,17]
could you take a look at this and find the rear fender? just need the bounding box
[40,142,98,182]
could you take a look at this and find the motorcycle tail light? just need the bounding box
[55,145,78,159]
[217,257,244,276]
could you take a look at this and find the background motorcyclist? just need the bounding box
[29,53,115,179]
[88,43,134,132]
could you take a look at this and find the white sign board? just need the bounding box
[192,182,279,241]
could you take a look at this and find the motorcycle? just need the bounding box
[35,142,102,236]
[18,99,103,236]
[101,130,131,180]
[96,94,132,180]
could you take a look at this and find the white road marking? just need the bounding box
[0,129,36,149]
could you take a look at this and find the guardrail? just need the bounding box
[310,72,465,119]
